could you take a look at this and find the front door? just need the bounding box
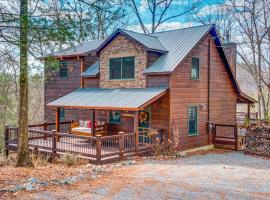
[138,110,151,143]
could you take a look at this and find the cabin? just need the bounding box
[5,25,256,163]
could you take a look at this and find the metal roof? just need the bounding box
[121,29,167,52]
[95,29,167,54]
[145,25,213,73]
[81,61,99,77]
[47,87,168,110]
[48,39,105,57]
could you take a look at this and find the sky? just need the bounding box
[128,0,226,32]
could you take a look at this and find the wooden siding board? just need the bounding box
[170,34,237,150]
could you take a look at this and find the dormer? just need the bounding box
[94,29,167,88]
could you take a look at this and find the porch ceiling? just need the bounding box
[47,87,168,111]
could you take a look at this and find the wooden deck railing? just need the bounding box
[4,124,153,164]
[214,124,238,150]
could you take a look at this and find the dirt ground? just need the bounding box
[5,151,270,200]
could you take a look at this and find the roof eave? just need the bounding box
[238,92,257,104]
[80,73,99,78]
[144,71,172,75]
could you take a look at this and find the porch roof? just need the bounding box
[47,87,168,110]
[237,92,257,104]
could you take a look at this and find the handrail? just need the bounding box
[28,120,72,128]
[4,125,150,164]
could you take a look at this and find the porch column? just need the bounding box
[91,109,96,136]
[80,58,85,88]
[134,110,139,152]
[247,103,251,120]
[55,107,60,132]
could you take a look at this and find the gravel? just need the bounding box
[12,152,270,200]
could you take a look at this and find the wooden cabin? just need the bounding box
[44,25,256,150]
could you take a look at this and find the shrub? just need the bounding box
[31,153,50,167]
[0,155,15,167]
[58,153,78,166]
[153,138,177,157]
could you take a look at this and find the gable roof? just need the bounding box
[46,39,105,58]
[95,29,167,53]
[81,61,100,77]
[145,25,213,73]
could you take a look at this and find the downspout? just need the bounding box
[208,39,211,123]
[207,39,211,144]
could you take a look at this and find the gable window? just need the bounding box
[188,106,198,136]
[59,62,68,78]
[109,111,121,124]
[191,57,199,80]
[109,57,134,79]
[60,108,65,120]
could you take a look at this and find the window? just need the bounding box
[109,111,121,123]
[59,62,68,77]
[109,57,134,79]
[191,57,199,80]
[188,106,198,136]
[60,108,65,120]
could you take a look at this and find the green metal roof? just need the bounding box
[81,61,99,77]
[47,87,168,110]
[145,25,213,73]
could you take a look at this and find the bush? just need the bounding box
[31,153,50,167]
[0,155,15,167]
[58,153,78,166]
[153,138,177,157]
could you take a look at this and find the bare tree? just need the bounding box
[230,0,270,119]
[126,0,201,33]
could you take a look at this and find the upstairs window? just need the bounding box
[109,57,134,80]
[59,62,68,78]
[191,57,199,80]
[188,106,198,136]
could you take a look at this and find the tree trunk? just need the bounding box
[16,0,33,167]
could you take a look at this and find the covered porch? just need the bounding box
[47,87,168,142]
[237,92,257,125]
[4,87,169,164]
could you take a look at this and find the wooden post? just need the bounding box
[247,103,251,120]
[234,124,238,151]
[119,133,124,159]
[91,109,96,136]
[55,108,60,132]
[4,126,9,157]
[51,130,57,162]
[55,108,60,142]
[80,58,85,88]
[134,111,139,153]
[44,122,47,131]
[96,136,101,164]
[44,122,47,140]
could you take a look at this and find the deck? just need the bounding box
[5,121,154,164]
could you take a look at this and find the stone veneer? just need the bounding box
[99,34,147,88]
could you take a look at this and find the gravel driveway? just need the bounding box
[19,152,270,200]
